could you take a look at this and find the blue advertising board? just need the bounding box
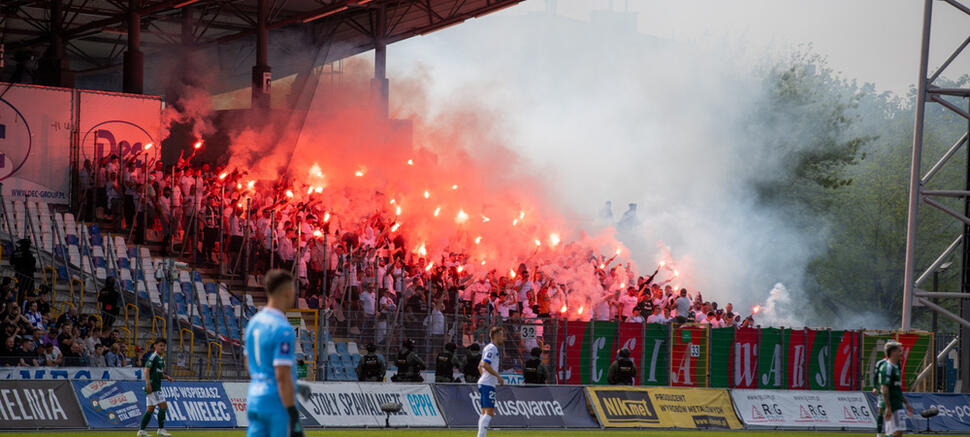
[865,392,970,433]
[72,380,236,428]
[431,384,597,428]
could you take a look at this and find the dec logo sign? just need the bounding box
[0,99,32,182]
[80,120,157,164]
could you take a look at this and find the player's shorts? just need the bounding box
[248,409,289,437]
[885,409,907,435]
[146,391,166,407]
[479,384,496,409]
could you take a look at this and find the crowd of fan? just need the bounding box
[0,274,145,367]
[72,154,755,349]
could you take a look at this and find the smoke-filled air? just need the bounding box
[164,6,910,328]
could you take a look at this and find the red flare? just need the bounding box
[560,305,568,314]
[407,159,414,166]
[193,141,203,149]
[285,190,294,198]
[433,206,441,217]
[549,233,561,246]
[236,183,243,190]
[323,212,331,222]
[247,180,255,189]
[457,265,464,273]
[391,223,401,232]
[313,230,323,238]
[219,172,228,180]
[425,262,434,271]
[455,209,469,224]
[474,236,482,245]
[509,269,516,278]
[578,306,584,315]
[451,184,459,190]
[752,305,761,314]
[144,143,154,151]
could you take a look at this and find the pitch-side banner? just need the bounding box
[0,83,73,204]
[864,392,970,433]
[299,382,445,427]
[732,389,875,430]
[222,382,249,427]
[72,380,235,428]
[432,384,596,428]
[0,380,87,429]
[77,90,162,173]
[585,386,742,429]
[0,367,142,380]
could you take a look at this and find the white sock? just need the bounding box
[477,414,492,437]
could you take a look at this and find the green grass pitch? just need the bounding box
[3,431,969,437]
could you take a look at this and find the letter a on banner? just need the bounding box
[758,327,786,389]
[670,326,706,387]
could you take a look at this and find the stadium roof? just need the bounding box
[1,0,523,84]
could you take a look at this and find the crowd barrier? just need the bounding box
[732,389,875,430]
[433,384,595,428]
[863,392,970,433]
[1,378,968,431]
[586,386,742,429]
[0,367,142,381]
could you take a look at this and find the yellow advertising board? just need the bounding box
[585,386,742,429]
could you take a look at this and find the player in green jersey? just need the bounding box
[138,339,174,437]
[879,341,913,437]
[872,356,887,437]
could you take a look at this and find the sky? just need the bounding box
[395,0,970,96]
[368,0,970,325]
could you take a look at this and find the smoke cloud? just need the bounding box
[387,8,845,326]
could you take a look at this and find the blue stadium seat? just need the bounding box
[122,279,134,291]
[89,234,102,246]
[56,265,68,280]
[335,342,347,355]
[350,354,361,367]
[345,367,357,381]
[192,271,203,282]
[88,224,100,237]
[204,283,216,294]
[65,235,79,246]
[128,247,138,258]
[80,246,90,256]
[117,258,130,269]
[94,257,106,268]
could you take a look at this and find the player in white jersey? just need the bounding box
[477,326,505,437]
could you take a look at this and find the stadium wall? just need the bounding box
[2,378,969,432]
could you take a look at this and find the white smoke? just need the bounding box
[388,4,845,327]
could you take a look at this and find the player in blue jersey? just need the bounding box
[245,270,304,437]
[477,326,505,437]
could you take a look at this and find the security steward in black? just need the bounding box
[434,343,461,383]
[390,339,426,382]
[462,343,482,383]
[607,348,637,385]
[522,347,550,384]
[357,343,386,382]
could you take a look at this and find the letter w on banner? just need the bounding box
[732,327,759,389]
[670,325,707,387]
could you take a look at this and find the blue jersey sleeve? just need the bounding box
[273,325,296,367]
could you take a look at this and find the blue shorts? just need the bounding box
[479,384,496,409]
[247,409,289,437]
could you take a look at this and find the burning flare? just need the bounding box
[455,209,469,224]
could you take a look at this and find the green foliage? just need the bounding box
[757,51,969,330]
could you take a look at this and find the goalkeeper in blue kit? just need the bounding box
[245,270,310,437]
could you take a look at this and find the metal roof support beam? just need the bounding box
[252,0,271,109]
[123,0,144,93]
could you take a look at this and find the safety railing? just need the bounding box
[118,326,133,357]
[124,303,139,349]
[206,341,223,380]
[174,328,196,378]
[59,301,75,318]
[69,277,84,311]
[90,313,103,330]
[152,315,166,340]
